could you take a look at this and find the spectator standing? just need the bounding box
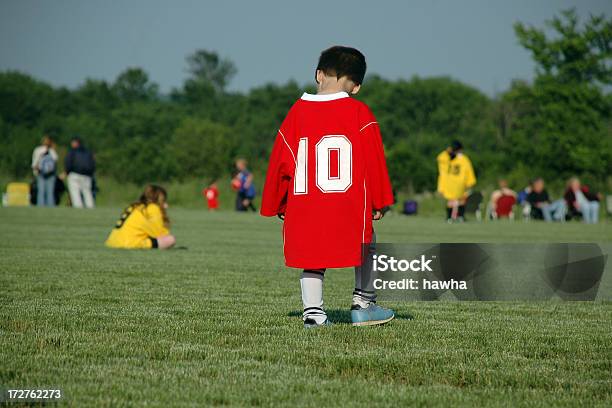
[436,140,476,221]
[526,178,566,222]
[564,177,600,224]
[65,137,96,208]
[31,135,58,207]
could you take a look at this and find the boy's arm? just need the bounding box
[244,172,253,189]
[261,109,296,217]
[360,107,394,213]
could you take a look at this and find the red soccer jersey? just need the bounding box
[261,92,394,269]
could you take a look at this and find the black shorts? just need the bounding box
[150,237,159,249]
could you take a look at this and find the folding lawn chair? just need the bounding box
[492,195,516,220]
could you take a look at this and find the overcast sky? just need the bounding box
[1,0,610,95]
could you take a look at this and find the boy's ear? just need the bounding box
[315,69,325,85]
[350,84,361,95]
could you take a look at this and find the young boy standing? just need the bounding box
[261,46,395,328]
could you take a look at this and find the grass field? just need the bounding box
[1,207,611,407]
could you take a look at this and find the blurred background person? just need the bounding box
[202,180,219,211]
[64,136,96,208]
[489,179,517,219]
[31,135,58,207]
[564,177,601,224]
[436,140,476,222]
[233,158,256,212]
[526,177,566,222]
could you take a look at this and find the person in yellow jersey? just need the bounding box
[436,140,476,222]
[105,184,176,249]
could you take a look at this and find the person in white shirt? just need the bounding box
[564,177,601,224]
[31,135,58,207]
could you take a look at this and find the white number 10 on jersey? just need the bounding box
[294,135,352,194]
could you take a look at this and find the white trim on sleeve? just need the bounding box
[359,121,378,132]
[278,129,296,164]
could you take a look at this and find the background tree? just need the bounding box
[169,118,236,181]
[514,9,611,85]
[503,9,612,185]
[112,68,159,102]
[186,50,237,92]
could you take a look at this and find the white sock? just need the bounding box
[352,291,372,309]
[300,270,326,324]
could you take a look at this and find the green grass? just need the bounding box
[1,207,611,407]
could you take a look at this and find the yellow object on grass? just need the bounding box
[3,182,30,207]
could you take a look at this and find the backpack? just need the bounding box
[403,200,418,215]
[39,150,56,178]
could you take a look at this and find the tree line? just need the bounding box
[0,9,610,193]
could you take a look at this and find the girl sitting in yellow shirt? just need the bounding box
[105,185,176,249]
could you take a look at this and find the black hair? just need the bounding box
[316,46,366,85]
[450,140,463,152]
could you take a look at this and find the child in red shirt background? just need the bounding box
[202,181,219,211]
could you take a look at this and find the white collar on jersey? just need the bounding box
[300,91,349,101]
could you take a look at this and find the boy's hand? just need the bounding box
[373,210,383,220]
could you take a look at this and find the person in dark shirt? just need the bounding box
[233,159,256,212]
[65,137,96,208]
[526,178,566,221]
